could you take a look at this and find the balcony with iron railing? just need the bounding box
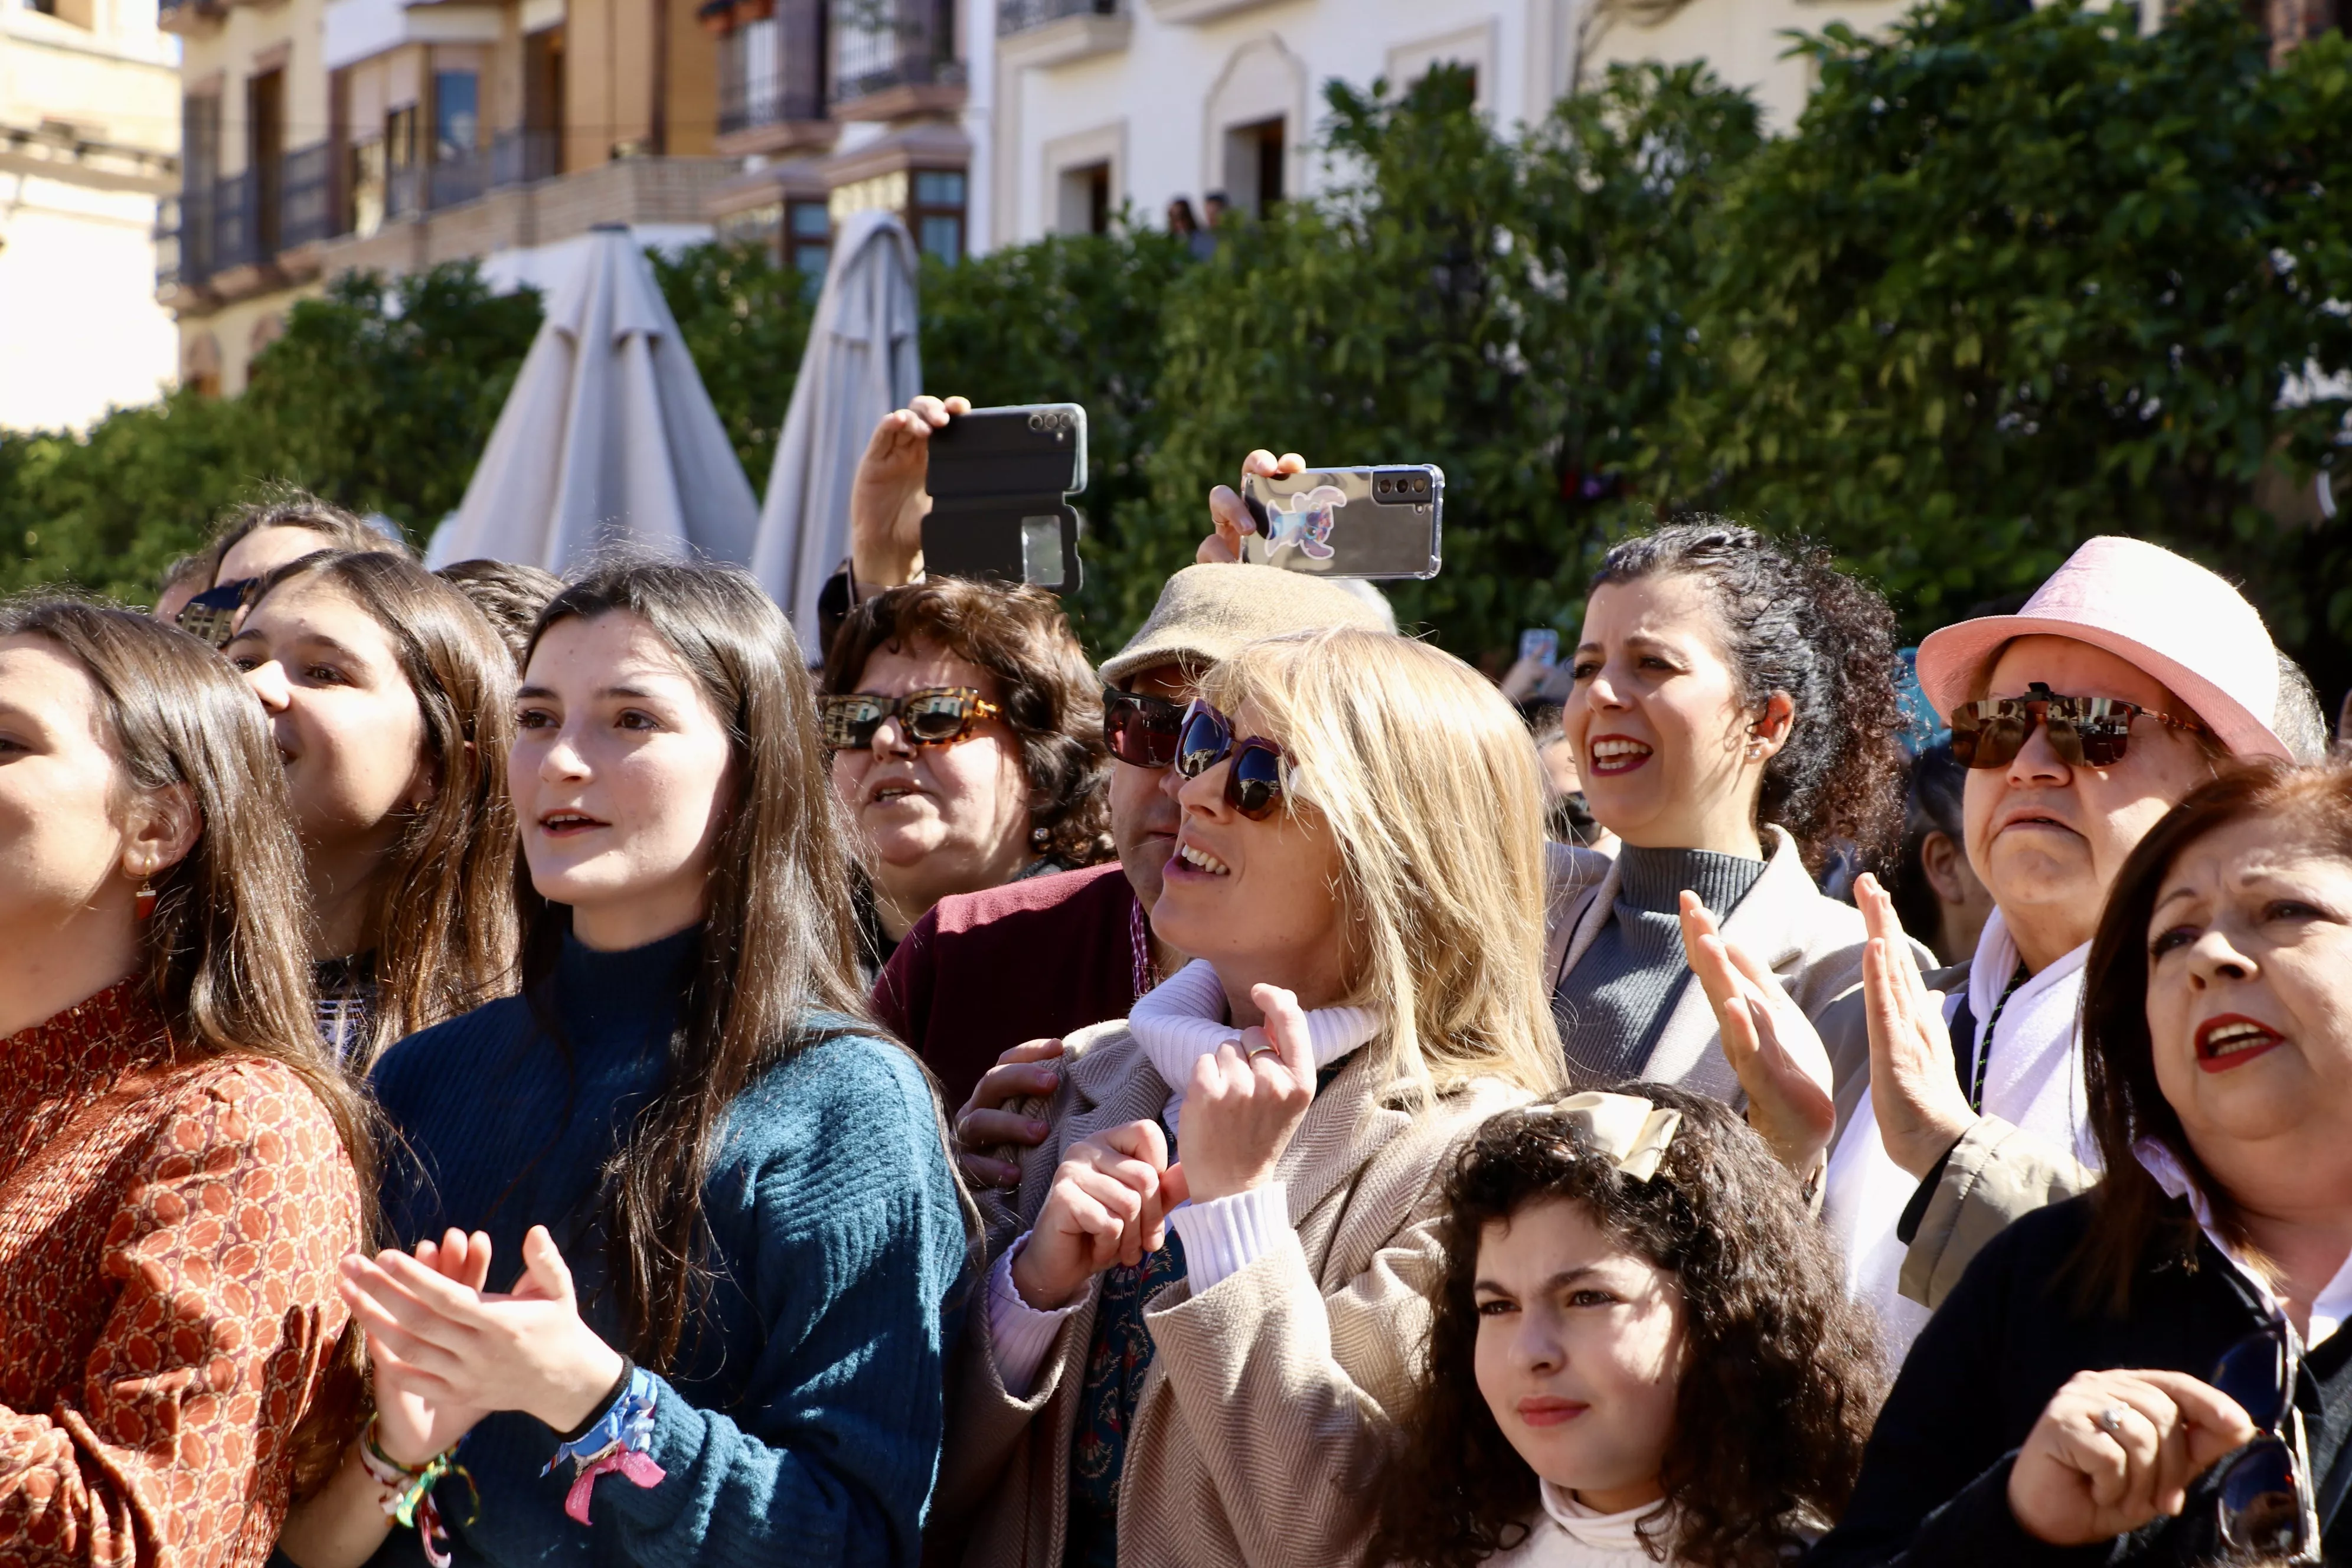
[831,0,964,120]
[998,0,1118,31]
[995,0,1126,64]
[717,0,835,152]
[492,127,562,188]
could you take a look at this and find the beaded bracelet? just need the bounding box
[358,1417,478,1568]
[541,1361,667,1525]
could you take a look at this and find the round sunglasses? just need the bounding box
[1174,699,1288,821]
[819,687,1001,751]
[1948,681,2208,770]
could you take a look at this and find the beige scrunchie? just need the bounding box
[1547,1091,1682,1181]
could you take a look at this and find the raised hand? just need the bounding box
[1166,983,1316,1203]
[1010,1120,1178,1311]
[1853,872,1978,1177]
[953,1037,1063,1188]
[1200,450,1305,564]
[1678,893,1835,1175]
[341,1224,629,1438]
[848,394,970,587]
[2008,1369,2256,1545]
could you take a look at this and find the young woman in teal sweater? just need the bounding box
[277,559,972,1568]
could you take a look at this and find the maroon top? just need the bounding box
[873,862,1152,1110]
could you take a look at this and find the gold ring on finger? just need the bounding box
[1246,1043,1279,1061]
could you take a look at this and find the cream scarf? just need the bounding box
[1126,959,1379,1137]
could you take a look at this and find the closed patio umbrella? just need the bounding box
[426,223,758,573]
[749,210,923,661]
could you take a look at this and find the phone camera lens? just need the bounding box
[1027,413,1046,432]
[1376,478,1392,495]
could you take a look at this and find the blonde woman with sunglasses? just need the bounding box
[930,626,1568,1567]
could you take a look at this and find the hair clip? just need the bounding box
[1546,1091,1682,1181]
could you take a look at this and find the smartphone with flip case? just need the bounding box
[1239,465,1443,579]
[922,404,1087,594]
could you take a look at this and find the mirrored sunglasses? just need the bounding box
[2210,1319,2321,1564]
[1174,699,1287,821]
[1948,681,2208,770]
[820,687,1001,750]
[1103,686,1187,769]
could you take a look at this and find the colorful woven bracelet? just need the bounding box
[358,1418,478,1568]
[541,1363,667,1525]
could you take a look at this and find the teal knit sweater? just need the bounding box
[366,929,968,1567]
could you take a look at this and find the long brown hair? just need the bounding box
[822,576,1113,865]
[519,559,956,1371]
[0,597,378,1492]
[2072,757,2352,1316]
[247,550,520,1065]
[1366,1089,1885,1568]
[198,486,411,587]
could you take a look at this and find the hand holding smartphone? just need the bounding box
[1239,466,1443,579]
[921,404,1087,594]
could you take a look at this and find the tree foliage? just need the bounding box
[650,239,818,483]
[1655,0,2352,691]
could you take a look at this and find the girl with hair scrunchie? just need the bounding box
[1366,1086,1885,1568]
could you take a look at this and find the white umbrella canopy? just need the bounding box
[427,224,759,572]
[750,211,923,662]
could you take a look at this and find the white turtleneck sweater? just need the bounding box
[1489,1486,1675,1567]
[985,961,1381,1396]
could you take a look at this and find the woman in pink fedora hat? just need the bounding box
[1687,534,2305,1358]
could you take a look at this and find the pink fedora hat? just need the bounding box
[1915,536,2288,761]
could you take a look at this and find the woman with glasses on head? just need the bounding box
[224,550,518,1066]
[932,626,1568,1567]
[1812,757,2352,1566]
[167,489,413,645]
[822,577,1113,975]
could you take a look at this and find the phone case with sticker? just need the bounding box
[1239,465,1443,580]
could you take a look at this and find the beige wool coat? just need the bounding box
[933,1018,1531,1568]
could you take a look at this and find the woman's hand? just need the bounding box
[1199,450,1305,564]
[1167,983,1316,1203]
[1010,1120,1178,1311]
[1679,894,1836,1175]
[2008,1368,2257,1545]
[1853,873,1978,1178]
[953,1038,1063,1188]
[849,394,969,587]
[341,1224,628,1438]
[370,1229,494,1466]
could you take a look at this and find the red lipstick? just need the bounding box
[2195,1014,2284,1074]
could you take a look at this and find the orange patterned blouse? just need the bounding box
[0,980,362,1566]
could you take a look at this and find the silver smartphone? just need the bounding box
[1239,465,1443,579]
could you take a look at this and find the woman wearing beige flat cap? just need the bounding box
[1706,535,2305,1358]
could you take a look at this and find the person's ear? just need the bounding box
[1746,691,1797,762]
[1919,829,1970,906]
[119,782,200,886]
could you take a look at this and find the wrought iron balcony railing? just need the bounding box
[997,0,1117,34]
[832,0,961,105]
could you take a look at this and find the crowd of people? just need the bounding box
[2,396,2348,1568]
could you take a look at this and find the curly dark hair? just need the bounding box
[1589,522,1907,874]
[1365,1087,1886,1568]
[822,577,1113,865]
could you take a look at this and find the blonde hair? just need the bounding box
[1201,627,1567,1102]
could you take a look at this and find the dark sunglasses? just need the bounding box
[1103,686,1187,769]
[1174,700,1288,821]
[2210,1319,2322,1564]
[1948,681,2208,770]
[819,687,1001,751]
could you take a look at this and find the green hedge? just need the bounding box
[4,0,2346,698]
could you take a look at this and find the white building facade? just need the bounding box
[982,0,1912,251]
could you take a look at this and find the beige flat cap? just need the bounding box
[1100,563,1397,687]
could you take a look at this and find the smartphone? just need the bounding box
[1518,628,1559,669]
[922,403,1087,594]
[1239,465,1443,579]
[175,578,250,649]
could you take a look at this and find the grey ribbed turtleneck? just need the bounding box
[1553,844,1769,1088]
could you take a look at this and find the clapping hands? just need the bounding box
[1678,893,1837,1174]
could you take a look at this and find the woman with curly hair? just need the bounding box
[1546,521,1928,1178]
[823,576,1113,974]
[1366,1087,1885,1568]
